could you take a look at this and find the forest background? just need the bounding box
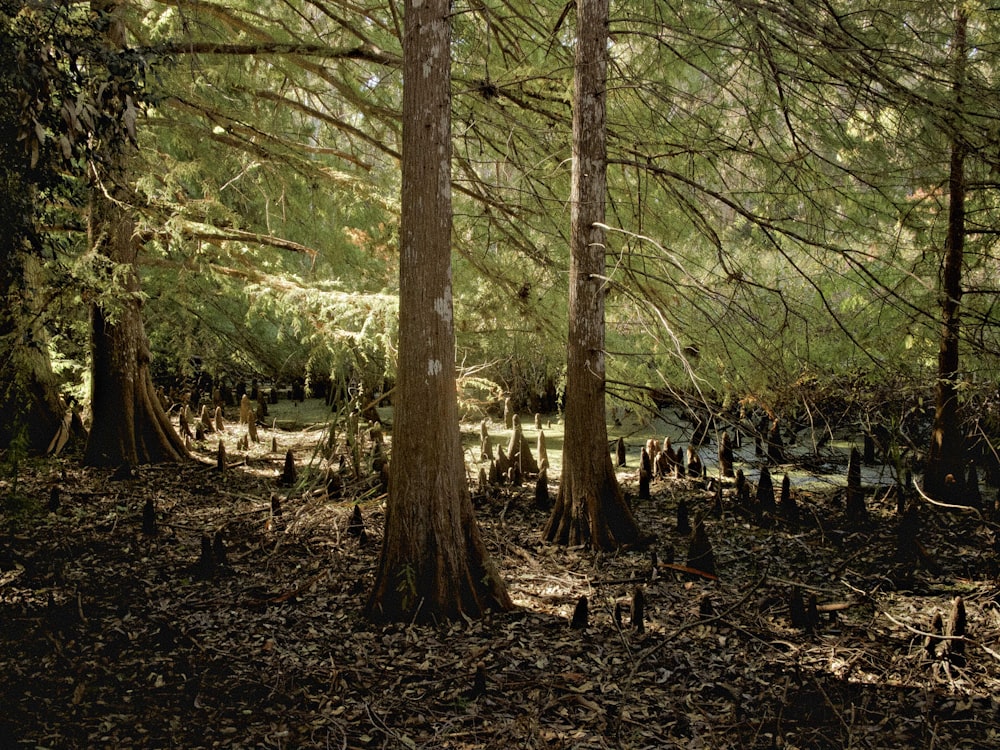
[3,0,1000,469]
[4,1,1000,746]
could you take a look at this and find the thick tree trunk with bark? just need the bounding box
[83,1,187,467]
[0,252,65,453]
[924,8,968,502]
[365,0,512,622]
[542,0,645,550]
[0,21,60,453]
[84,185,189,466]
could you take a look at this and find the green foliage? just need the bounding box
[131,0,1000,421]
[123,0,406,389]
[245,280,398,389]
[144,263,399,394]
[456,375,504,419]
[72,251,147,324]
[1,0,152,180]
[578,0,1000,418]
[0,0,161,447]
[0,2,91,274]
[0,422,33,517]
[5,0,1000,433]
[395,562,418,614]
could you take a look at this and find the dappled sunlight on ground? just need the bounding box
[2,400,998,748]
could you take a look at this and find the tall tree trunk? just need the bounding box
[0,247,65,453]
[542,0,645,549]
[365,0,512,622]
[924,6,967,501]
[84,190,188,466]
[83,0,187,467]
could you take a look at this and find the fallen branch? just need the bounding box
[912,478,984,517]
[657,562,719,581]
[881,609,966,641]
[590,562,719,587]
[881,607,1000,665]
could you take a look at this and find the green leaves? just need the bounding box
[6,0,1000,427]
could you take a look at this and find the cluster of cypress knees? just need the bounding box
[586,428,975,664]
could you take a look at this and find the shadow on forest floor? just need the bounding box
[1,402,999,748]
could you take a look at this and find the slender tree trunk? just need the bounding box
[83,0,187,467]
[924,6,967,501]
[542,0,645,549]
[365,0,512,622]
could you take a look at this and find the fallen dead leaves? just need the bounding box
[1,424,999,749]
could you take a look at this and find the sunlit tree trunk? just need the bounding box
[542,0,646,549]
[84,188,188,466]
[365,0,512,622]
[83,0,187,467]
[924,6,967,501]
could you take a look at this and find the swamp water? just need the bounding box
[465,408,900,494]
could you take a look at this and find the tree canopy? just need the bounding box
[3,0,1000,480]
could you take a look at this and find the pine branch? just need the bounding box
[138,223,319,258]
[142,41,399,66]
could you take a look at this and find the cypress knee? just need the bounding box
[718,431,734,478]
[686,513,715,576]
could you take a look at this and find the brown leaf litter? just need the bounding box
[1,421,999,749]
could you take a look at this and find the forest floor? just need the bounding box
[2,399,1000,749]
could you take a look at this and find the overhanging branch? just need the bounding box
[140,41,399,66]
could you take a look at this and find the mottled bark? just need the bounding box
[542,0,645,550]
[365,0,512,622]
